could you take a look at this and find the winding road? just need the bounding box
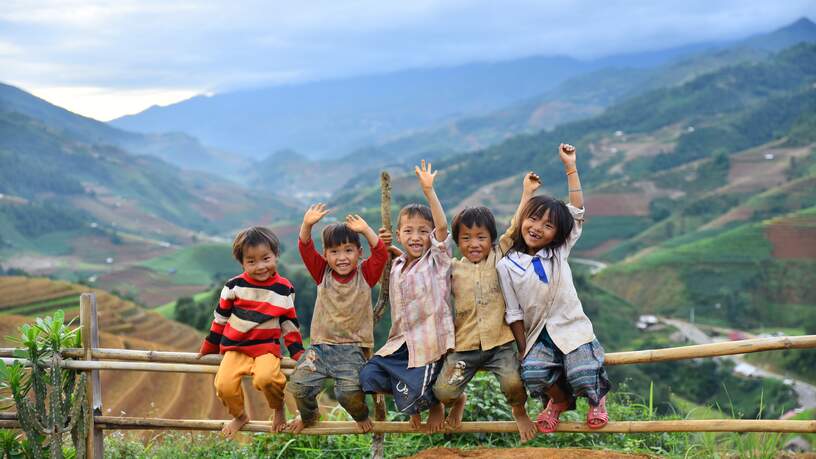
[661,317,816,412]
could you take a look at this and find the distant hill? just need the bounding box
[0,82,243,177]
[0,85,296,280]
[241,18,816,197]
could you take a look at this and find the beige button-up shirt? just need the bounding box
[375,232,455,368]
[450,222,516,352]
[497,204,594,357]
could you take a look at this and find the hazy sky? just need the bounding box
[1,1,814,121]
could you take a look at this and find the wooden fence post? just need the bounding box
[371,171,392,459]
[80,293,104,458]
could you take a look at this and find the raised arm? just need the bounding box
[498,172,541,254]
[299,203,330,244]
[345,214,379,247]
[560,143,583,209]
[416,160,448,242]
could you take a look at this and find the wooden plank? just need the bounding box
[80,293,104,459]
[90,417,816,434]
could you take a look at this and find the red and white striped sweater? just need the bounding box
[199,272,305,360]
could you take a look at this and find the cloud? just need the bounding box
[1,0,814,120]
[20,85,200,121]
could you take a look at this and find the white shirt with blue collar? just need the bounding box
[497,204,595,357]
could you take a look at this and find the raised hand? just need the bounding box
[415,159,437,192]
[303,203,330,227]
[345,214,370,233]
[523,172,541,195]
[378,227,393,246]
[559,143,577,167]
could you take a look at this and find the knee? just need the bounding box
[432,381,462,406]
[336,389,369,421]
[214,375,240,399]
[253,371,286,392]
[499,373,528,406]
[285,380,310,399]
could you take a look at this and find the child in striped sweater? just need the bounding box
[197,226,305,437]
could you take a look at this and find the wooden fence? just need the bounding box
[1,293,815,458]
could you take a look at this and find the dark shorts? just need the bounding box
[433,342,527,406]
[359,344,442,415]
[287,344,369,422]
[521,330,610,406]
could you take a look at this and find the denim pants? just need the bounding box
[286,344,369,423]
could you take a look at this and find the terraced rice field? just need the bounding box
[0,277,280,423]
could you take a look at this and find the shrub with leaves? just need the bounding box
[0,311,88,459]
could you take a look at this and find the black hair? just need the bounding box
[508,196,574,254]
[321,223,362,249]
[232,226,280,262]
[451,206,497,243]
[397,204,434,228]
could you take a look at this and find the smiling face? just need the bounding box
[457,223,493,263]
[241,243,278,282]
[520,209,558,254]
[324,242,363,276]
[397,213,434,261]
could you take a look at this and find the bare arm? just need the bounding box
[416,160,448,242]
[499,172,541,254]
[509,321,527,360]
[560,143,584,209]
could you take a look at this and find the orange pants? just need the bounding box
[214,351,287,417]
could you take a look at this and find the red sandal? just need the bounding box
[586,396,608,429]
[536,399,569,433]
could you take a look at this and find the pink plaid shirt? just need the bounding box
[375,232,454,368]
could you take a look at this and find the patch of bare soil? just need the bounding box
[404,447,653,459]
[577,239,623,258]
[725,145,812,194]
[584,193,651,216]
[95,266,206,307]
[766,220,816,260]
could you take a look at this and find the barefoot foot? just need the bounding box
[445,394,467,430]
[426,402,445,433]
[270,408,286,433]
[221,413,249,439]
[511,404,537,443]
[409,414,422,430]
[356,417,374,433]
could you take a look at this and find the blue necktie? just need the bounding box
[531,257,548,283]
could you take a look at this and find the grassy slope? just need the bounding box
[595,207,816,328]
[139,244,239,285]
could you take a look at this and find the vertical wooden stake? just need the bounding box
[371,171,392,459]
[81,293,104,458]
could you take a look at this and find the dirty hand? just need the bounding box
[559,143,577,167]
[378,227,393,246]
[523,172,541,194]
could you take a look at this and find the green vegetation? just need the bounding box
[140,244,239,286]
[575,216,652,252]
[597,208,816,328]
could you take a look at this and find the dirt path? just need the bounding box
[661,318,816,412]
[405,447,652,459]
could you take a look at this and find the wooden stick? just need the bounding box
[89,417,816,434]
[0,412,812,434]
[53,348,296,368]
[372,171,392,324]
[604,335,816,365]
[0,358,293,375]
[0,335,814,371]
[81,293,104,459]
[371,171,392,459]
